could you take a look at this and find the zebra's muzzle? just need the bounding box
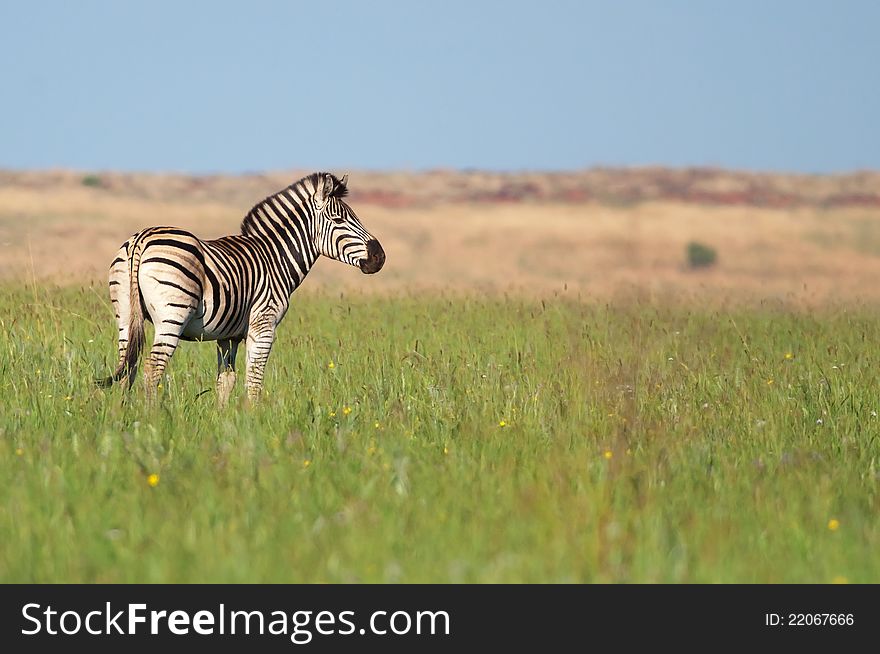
[359,239,385,274]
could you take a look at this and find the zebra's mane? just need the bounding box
[240,172,348,235]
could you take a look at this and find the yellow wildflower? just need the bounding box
[328,361,335,369]
[828,518,840,531]
[603,450,613,460]
[343,406,352,415]
[147,473,159,488]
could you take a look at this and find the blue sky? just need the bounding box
[0,1,877,173]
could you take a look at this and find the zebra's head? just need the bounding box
[311,173,385,274]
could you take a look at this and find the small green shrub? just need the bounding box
[686,241,717,269]
[81,174,103,188]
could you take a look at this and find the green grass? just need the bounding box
[1,284,878,583]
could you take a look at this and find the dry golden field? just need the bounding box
[2,167,880,305]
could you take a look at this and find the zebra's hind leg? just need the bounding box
[216,338,240,408]
[143,320,184,401]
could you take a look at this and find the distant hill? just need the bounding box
[4,166,880,304]
[2,167,880,210]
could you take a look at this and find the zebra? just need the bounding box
[99,172,385,405]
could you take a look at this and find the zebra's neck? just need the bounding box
[240,184,320,288]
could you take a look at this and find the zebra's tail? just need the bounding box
[97,237,147,388]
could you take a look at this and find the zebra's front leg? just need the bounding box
[245,321,276,403]
[216,338,240,408]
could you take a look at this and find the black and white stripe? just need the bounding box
[100,172,385,403]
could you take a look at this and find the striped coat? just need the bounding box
[101,172,385,404]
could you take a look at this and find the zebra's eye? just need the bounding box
[331,216,345,224]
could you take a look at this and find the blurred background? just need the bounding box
[1,0,879,303]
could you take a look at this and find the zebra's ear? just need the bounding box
[340,174,349,187]
[314,173,335,207]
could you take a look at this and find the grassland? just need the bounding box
[1,284,878,583]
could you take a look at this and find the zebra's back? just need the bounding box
[110,226,271,344]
